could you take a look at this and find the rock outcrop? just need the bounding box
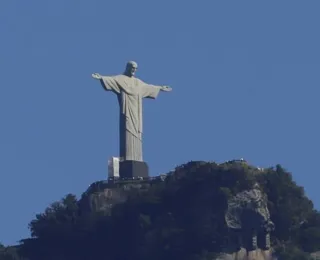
[78,180,151,214]
[218,183,275,260]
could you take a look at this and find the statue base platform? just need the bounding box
[119,160,149,179]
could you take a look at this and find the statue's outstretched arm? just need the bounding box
[93,73,121,94]
[92,73,102,80]
[160,86,172,92]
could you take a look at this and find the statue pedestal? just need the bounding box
[119,160,149,179]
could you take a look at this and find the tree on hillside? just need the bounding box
[0,244,26,260]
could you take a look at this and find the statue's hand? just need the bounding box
[92,73,102,80]
[161,86,172,92]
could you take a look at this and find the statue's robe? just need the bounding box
[100,75,161,161]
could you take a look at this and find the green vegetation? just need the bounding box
[1,161,320,260]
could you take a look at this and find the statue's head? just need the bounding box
[124,61,138,77]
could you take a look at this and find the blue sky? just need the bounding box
[1,0,320,245]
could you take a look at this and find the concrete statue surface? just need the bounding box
[92,61,172,177]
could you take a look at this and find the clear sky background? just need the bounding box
[1,0,320,246]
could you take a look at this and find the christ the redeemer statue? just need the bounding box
[92,61,172,163]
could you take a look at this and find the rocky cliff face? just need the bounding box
[216,248,274,260]
[78,180,151,214]
[218,183,275,260]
